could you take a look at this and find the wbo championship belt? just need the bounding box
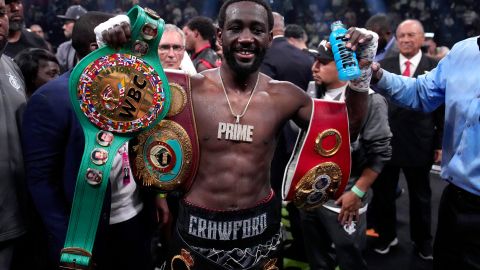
[130,70,200,193]
[282,99,350,210]
[61,6,170,269]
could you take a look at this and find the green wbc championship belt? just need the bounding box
[60,6,170,269]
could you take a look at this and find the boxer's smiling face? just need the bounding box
[219,1,272,77]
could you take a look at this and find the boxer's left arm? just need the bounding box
[343,28,378,140]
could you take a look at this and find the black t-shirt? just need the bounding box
[4,28,49,58]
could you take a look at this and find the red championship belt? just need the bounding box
[131,70,200,192]
[282,99,351,210]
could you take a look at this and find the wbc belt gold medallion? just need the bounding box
[78,53,166,133]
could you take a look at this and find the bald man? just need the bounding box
[369,19,443,260]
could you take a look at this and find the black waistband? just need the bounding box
[176,192,281,250]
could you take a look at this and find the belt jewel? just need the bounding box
[61,6,170,268]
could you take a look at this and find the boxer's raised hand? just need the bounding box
[344,27,378,92]
[94,15,132,49]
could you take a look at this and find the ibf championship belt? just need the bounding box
[282,99,350,210]
[61,6,170,269]
[130,70,199,193]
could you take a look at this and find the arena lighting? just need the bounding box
[365,0,387,14]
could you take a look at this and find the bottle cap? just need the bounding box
[330,20,345,31]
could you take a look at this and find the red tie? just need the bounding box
[403,60,411,77]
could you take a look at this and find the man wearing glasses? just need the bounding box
[158,24,196,74]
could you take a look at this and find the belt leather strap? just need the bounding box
[282,99,351,210]
[61,6,170,268]
[131,70,200,193]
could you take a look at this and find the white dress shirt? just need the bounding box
[399,50,422,77]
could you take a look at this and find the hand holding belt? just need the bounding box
[282,99,351,210]
[130,70,200,193]
[60,6,170,269]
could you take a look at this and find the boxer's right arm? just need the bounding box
[94,15,131,49]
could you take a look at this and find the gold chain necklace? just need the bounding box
[218,69,260,124]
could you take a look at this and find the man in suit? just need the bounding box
[370,19,443,260]
[261,12,313,91]
[284,24,309,51]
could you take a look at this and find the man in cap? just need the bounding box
[300,41,391,270]
[56,4,87,72]
[5,0,49,58]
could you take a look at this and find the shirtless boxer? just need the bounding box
[99,0,377,268]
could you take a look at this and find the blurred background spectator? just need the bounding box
[5,0,50,58]
[423,32,450,61]
[14,48,60,97]
[56,4,87,72]
[19,0,479,56]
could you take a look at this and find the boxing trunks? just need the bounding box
[162,191,282,270]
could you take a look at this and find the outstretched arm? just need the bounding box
[370,61,446,113]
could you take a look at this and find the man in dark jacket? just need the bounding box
[261,12,313,91]
[183,16,219,72]
[369,19,443,260]
[4,0,49,58]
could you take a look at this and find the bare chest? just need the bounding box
[192,90,283,149]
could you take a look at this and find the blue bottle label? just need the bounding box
[329,24,361,81]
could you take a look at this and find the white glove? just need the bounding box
[94,15,130,47]
[348,28,378,92]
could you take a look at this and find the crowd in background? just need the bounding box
[3,0,480,269]
[22,0,480,53]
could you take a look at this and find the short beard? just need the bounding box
[0,39,7,52]
[9,21,24,32]
[315,83,327,98]
[223,46,266,78]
